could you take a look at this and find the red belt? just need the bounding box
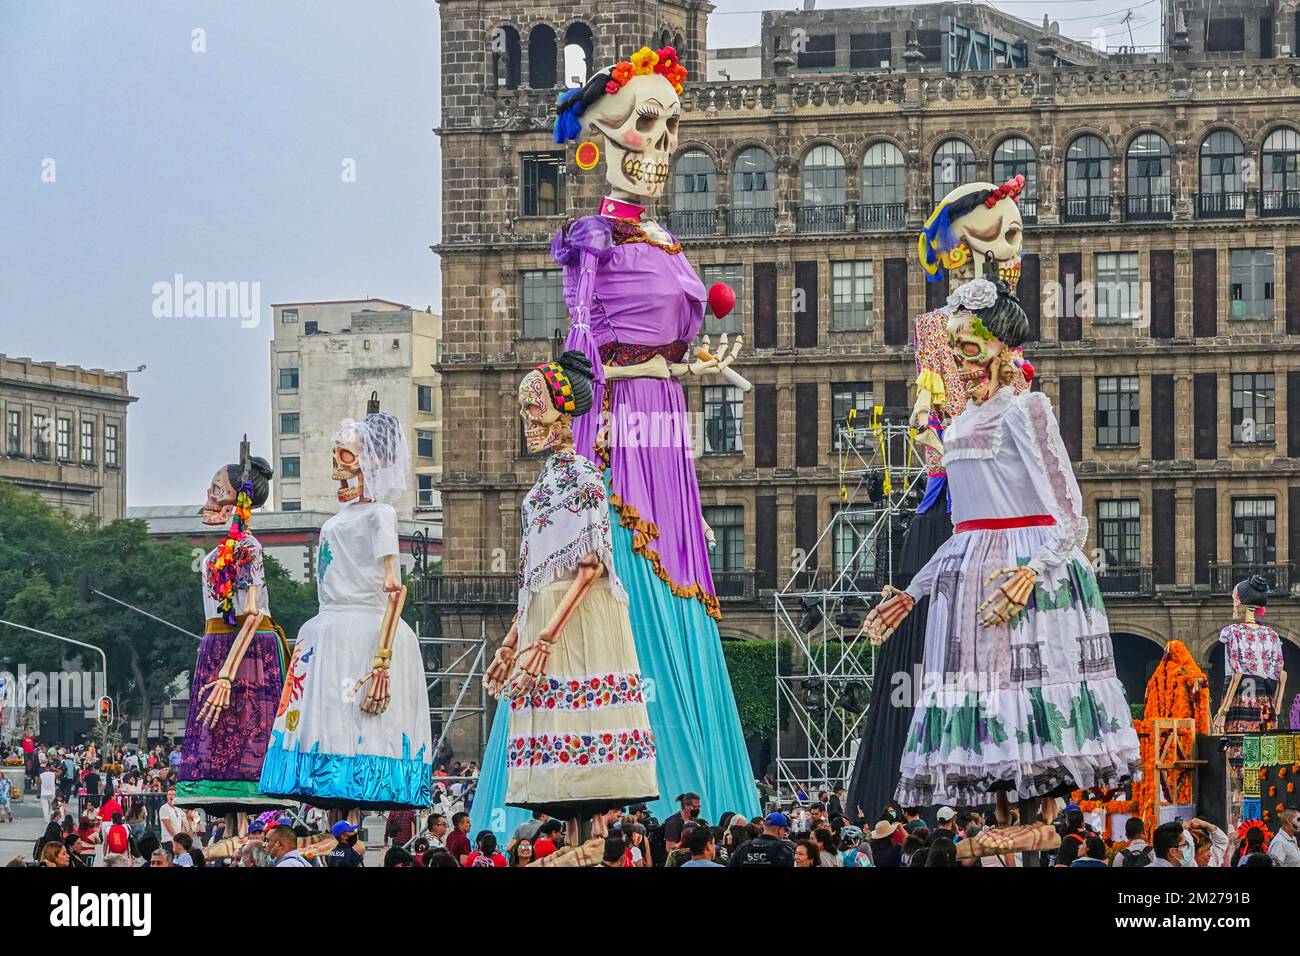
[599,340,689,367]
[954,514,1055,533]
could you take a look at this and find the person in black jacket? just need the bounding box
[727,812,796,867]
[868,820,904,867]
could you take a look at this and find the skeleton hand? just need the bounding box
[195,677,232,729]
[1212,711,1226,736]
[672,334,744,377]
[703,518,716,552]
[485,645,516,698]
[863,586,914,644]
[509,639,553,697]
[979,566,1037,627]
[353,652,393,715]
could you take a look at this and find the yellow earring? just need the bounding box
[575,140,600,171]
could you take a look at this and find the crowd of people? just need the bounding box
[5,730,1297,868]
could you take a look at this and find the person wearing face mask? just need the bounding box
[867,264,1141,857]
[662,792,701,852]
[1146,822,1187,867]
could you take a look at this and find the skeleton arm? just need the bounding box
[1274,670,1288,728]
[354,554,406,716]
[485,618,520,698]
[196,543,266,729]
[511,555,603,694]
[1213,672,1243,735]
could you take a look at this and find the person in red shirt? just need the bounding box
[445,812,472,865]
[385,808,417,848]
[464,830,507,867]
[531,819,563,861]
[105,812,131,857]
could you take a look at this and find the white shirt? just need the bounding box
[316,501,399,610]
[1268,828,1300,867]
[159,803,186,837]
[39,770,56,798]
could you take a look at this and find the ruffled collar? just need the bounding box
[598,196,645,221]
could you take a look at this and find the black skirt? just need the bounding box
[846,504,952,822]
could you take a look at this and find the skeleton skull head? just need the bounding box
[201,466,236,525]
[584,72,680,201]
[947,310,1008,387]
[518,370,567,454]
[332,427,365,504]
[936,182,1024,290]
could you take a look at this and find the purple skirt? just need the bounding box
[177,625,287,783]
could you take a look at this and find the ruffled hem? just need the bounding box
[608,489,721,621]
[897,751,1143,806]
[258,736,431,810]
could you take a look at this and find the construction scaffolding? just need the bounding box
[774,407,928,799]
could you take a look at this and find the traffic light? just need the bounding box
[97,696,112,723]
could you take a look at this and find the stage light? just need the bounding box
[799,595,823,633]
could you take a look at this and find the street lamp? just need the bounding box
[0,619,109,710]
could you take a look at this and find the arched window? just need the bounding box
[730,147,776,235]
[1260,127,1300,216]
[1198,129,1245,218]
[1124,133,1171,221]
[670,150,717,237]
[992,137,1038,222]
[1063,134,1110,222]
[563,23,593,88]
[860,141,906,230]
[491,25,521,91]
[931,139,977,205]
[528,25,557,89]
[799,145,847,232]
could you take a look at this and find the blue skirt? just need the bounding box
[476,500,760,838]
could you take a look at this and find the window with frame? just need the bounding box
[282,456,301,479]
[33,414,50,459]
[831,382,873,451]
[417,385,434,414]
[1205,17,1245,52]
[1199,130,1245,214]
[1124,133,1171,217]
[849,32,891,69]
[860,142,906,229]
[281,309,298,324]
[1262,128,1300,212]
[1232,497,1276,568]
[79,419,94,463]
[278,367,299,390]
[1231,372,1275,443]
[931,139,978,204]
[282,500,301,512]
[521,270,567,339]
[280,413,299,434]
[830,261,873,331]
[700,264,743,335]
[672,150,715,211]
[1064,135,1111,219]
[521,152,565,217]
[1094,252,1141,323]
[56,417,71,461]
[730,147,776,236]
[833,504,877,578]
[702,385,743,454]
[796,33,836,70]
[418,474,438,509]
[1229,249,1274,320]
[303,320,319,335]
[1096,376,1139,446]
[1097,499,1141,568]
[992,137,1038,204]
[702,505,744,574]
[6,410,19,456]
[417,429,436,459]
[105,424,118,467]
[801,145,847,207]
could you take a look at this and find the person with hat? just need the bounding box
[927,806,957,846]
[727,812,796,867]
[325,820,364,868]
[838,826,872,867]
[869,820,904,867]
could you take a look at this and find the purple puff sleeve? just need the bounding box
[553,217,614,390]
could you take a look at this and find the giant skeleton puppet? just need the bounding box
[258,403,432,811]
[863,262,1141,861]
[485,351,658,863]
[473,46,761,838]
[175,441,287,819]
[846,181,1031,822]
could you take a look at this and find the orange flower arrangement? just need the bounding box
[1130,641,1211,833]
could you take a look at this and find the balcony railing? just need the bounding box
[857,202,908,231]
[713,571,757,602]
[668,208,717,238]
[1259,189,1300,217]
[412,573,517,606]
[729,206,776,236]
[1208,563,1293,596]
[1096,566,1153,597]
[797,203,848,234]
[1122,193,1172,222]
[1196,191,1246,219]
[1060,195,1111,223]
[1018,197,1038,224]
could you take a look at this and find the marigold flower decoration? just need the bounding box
[207,480,256,626]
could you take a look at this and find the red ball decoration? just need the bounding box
[708,282,736,319]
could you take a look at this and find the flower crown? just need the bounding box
[553,45,687,144]
[983,174,1025,208]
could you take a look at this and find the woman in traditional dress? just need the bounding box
[485,351,657,845]
[476,45,758,832]
[866,273,1140,832]
[176,453,288,817]
[259,411,432,809]
[1212,575,1288,787]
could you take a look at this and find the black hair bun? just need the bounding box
[1236,574,1271,608]
[975,279,1029,350]
[557,349,594,384]
[247,455,274,480]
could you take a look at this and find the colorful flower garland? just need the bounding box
[207,480,255,625]
[553,45,688,145]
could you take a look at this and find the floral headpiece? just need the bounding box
[536,361,577,414]
[207,478,255,625]
[553,45,688,144]
[983,174,1025,208]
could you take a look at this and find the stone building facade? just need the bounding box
[435,0,1300,759]
[0,354,135,521]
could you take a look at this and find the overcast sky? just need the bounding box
[0,1,1162,508]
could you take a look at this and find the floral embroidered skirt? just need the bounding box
[896,526,1142,806]
[506,576,658,818]
[1225,675,1277,785]
[175,619,287,813]
[258,602,432,810]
